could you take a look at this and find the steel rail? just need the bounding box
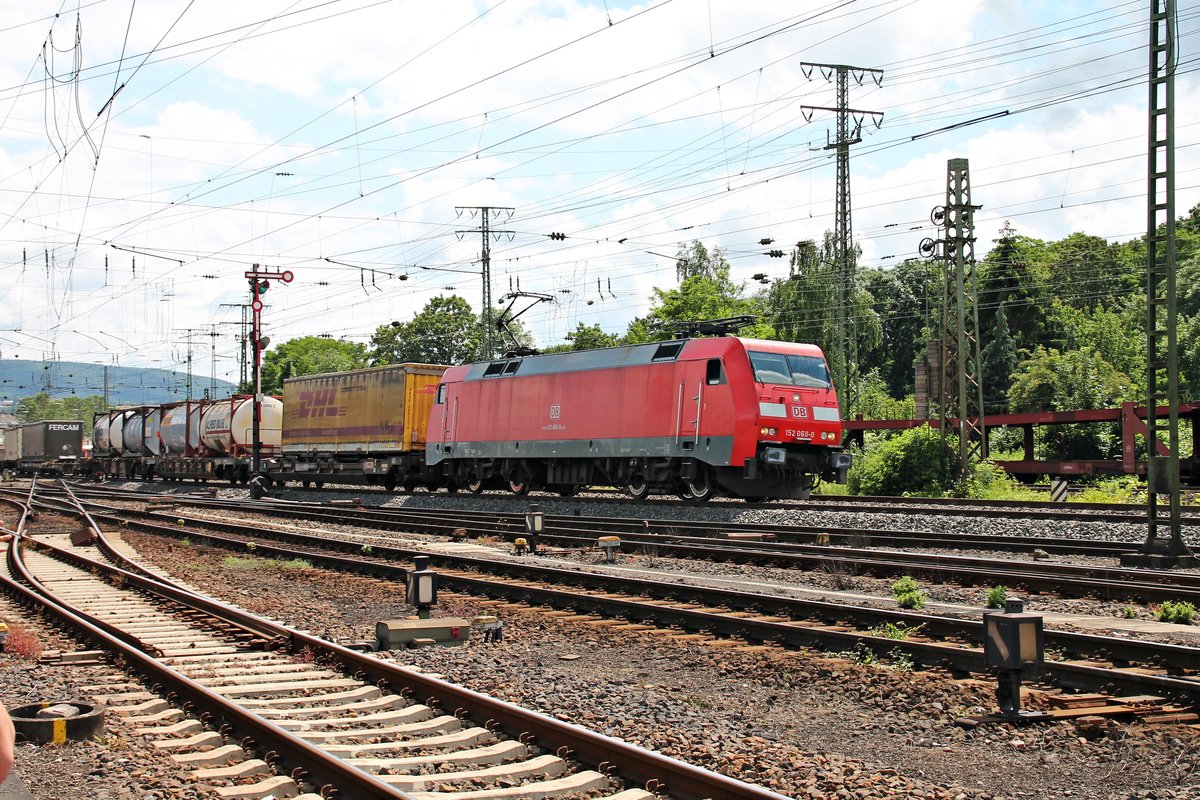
[87,507,1200,707]
[54,487,1143,559]
[56,480,1200,527]
[1,537,419,800]
[11,494,794,800]
[84,498,1200,604]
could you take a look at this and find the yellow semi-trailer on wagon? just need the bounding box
[269,363,449,491]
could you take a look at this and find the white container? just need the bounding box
[92,418,111,454]
[143,408,162,456]
[123,413,145,455]
[200,397,282,454]
[159,404,201,455]
[108,411,132,455]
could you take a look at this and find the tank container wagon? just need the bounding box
[264,363,448,490]
[88,396,282,483]
[426,335,851,500]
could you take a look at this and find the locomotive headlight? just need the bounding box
[760,426,777,437]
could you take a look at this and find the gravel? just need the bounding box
[5,481,1200,800]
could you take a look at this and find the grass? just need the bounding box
[985,585,1008,609]
[869,621,924,640]
[222,555,312,570]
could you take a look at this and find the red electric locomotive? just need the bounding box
[426,333,851,500]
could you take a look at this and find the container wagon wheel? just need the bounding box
[508,477,530,496]
[466,473,485,494]
[383,475,397,492]
[444,481,459,495]
[557,485,579,497]
[625,476,650,500]
[684,468,713,502]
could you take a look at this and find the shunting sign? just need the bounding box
[1050,479,1069,503]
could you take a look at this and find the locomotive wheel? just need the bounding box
[444,481,459,495]
[742,495,766,504]
[625,477,650,500]
[556,485,579,497]
[383,475,397,492]
[302,481,311,488]
[466,474,484,494]
[684,469,713,502]
[508,478,530,496]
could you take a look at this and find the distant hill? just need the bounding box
[0,360,238,406]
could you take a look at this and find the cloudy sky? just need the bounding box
[0,0,1196,391]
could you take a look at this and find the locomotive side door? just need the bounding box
[675,359,706,451]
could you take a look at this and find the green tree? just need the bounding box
[370,295,481,366]
[978,221,1051,353]
[980,302,1019,413]
[562,323,619,351]
[767,240,835,351]
[1044,232,1133,312]
[860,258,937,398]
[260,337,368,394]
[625,240,773,342]
[1007,346,1134,460]
[16,392,107,423]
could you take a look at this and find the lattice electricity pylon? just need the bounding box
[456,206,515,360]
[1136,0,1193,565]
[799,62,883,417]
[919,159,985,472]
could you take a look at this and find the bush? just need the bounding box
[891,576,919,598]
[849,426,960,496]
[985,586,1008,608]
[961,461,1041,501]
[890,575,926,610]
[1156,600,1197,625]
[3,623,42,659]
[1121,606,1137,619]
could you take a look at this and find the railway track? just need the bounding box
[52,489,1200,605]
[61,478,1200,527]
[53,484,1146,558]
[0,484,790,800]
[31,485,1200,712]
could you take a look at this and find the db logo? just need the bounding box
[791,406,808,419]
[549,405,561,419]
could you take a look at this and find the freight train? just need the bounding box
[0,420,85,477]
[2,334,850,500]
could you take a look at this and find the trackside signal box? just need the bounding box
[375,618,471,650]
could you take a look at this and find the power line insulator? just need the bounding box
[765,250,784,258]
[548,232,566,241]
[758,238,775,245]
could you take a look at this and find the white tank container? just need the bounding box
[143,408,162,456]
[160,404,202,455]
[108,411,132,455]
[200,397,282,454]
[123,413,145,455]
[92,417,111,454]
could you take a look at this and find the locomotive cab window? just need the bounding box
[749,351,831,389]
[436,384,446,404]
[706,358,724,385]
[483,362,506,377]
[502,360,521,375]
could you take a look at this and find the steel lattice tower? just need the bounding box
[939,159,986,470]
[799,63,883,417]
[456,206,514,360]
[1131,0,1194,566]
